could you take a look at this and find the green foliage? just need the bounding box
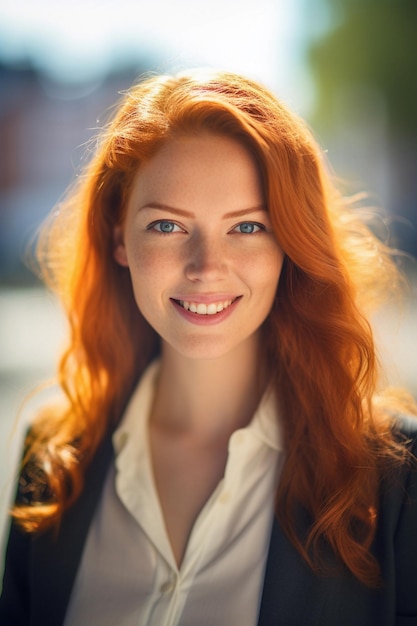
[308,0,417,132]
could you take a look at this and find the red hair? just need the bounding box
[14,69,415,587]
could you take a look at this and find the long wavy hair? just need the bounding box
[13,69,415,587]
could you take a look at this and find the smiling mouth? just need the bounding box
[173,298,239,315]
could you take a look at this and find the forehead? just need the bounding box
[128,132,264,209]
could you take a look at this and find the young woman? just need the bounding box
[1,69,416,626]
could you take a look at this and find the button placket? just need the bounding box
[159,578,176,594]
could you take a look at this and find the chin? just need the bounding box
[175,346,234,361]
[164,333,259,363]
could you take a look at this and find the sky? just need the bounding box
[0,0,313,114]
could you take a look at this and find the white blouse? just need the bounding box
[64,361,284,626]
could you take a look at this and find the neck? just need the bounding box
[151,335,267,443]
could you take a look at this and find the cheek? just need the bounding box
[128,238,167,271]
[248,248,284,292]
[270,250,285,285]
[127,242,180,295]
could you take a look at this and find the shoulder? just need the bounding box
[376,414,417,616]
[373,413,417,542]
[392,412,417,439]
[376,413,417,540]
[382,412,417,483]
[390,413,417,462]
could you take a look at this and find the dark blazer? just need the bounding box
[1,415,417,626]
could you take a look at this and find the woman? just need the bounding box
[1,69,416,626]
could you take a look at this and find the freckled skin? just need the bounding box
[114,133,284,361]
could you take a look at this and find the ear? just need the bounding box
[113,225,129,267]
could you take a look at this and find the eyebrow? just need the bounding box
[139,202,267,219]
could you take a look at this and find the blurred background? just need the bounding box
[1,0,416,568]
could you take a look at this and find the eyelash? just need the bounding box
[146,220,184,234]
[146,220,266,235]
[232,222,265,234]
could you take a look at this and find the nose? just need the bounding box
[184,234,227,282]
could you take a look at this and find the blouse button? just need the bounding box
[219,490,231,504]
[160,580,175,594]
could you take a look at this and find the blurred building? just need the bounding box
[0,59,156,285]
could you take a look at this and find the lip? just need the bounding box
[171,294,239,304]
[170,296,241,325]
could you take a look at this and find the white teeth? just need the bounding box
[179,299,233,315]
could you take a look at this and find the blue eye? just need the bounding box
[148,221,181,233]
[158,221,175,233]
[234,222,264,234]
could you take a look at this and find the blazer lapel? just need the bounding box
[258,515,388,626]
[29,433,114,626]
[257,516,312,625]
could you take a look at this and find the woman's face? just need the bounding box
[114,132,284,360]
